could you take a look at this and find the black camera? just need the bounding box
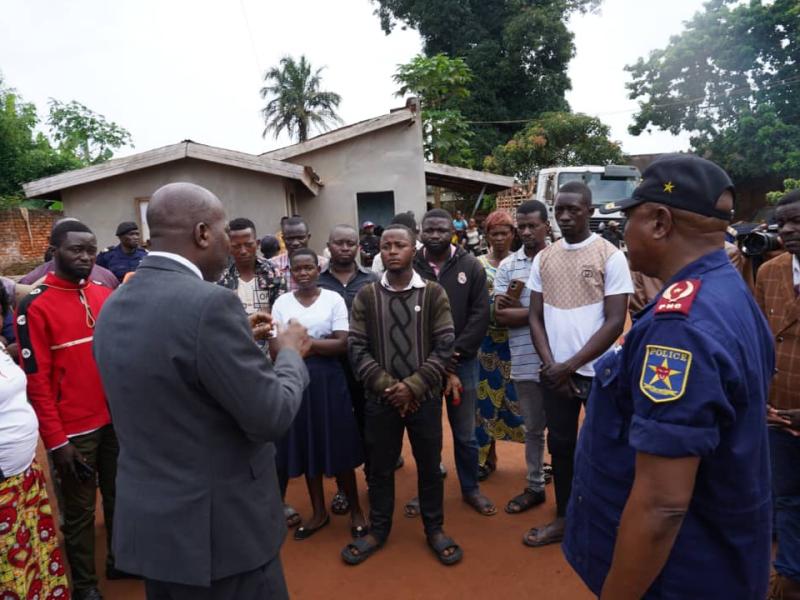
[740,225,781,257]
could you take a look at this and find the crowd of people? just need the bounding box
[0,153,798,600]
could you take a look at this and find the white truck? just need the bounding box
[535,165,640,237]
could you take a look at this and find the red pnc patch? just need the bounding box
[654,279,702,316]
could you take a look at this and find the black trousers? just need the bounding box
[342,361,367,470]
[541,376,591,518]
[144,555,288,600]
[364,397,443,542]
[57,424,118,592]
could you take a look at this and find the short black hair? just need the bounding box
[329,224,357,238]
[390,211,418,232]
[229,217,256,235]
[289,247,318,266]
[777,190,800,208]
[558,181,592,206]
[0,283,9,323]
[517,200,549,222]
[282,216,308,233]
[382,223,416,244]
[422,208,453,224]
[260,235,280,258]
[50,220,93,248]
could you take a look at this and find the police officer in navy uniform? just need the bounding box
[562,154,775,599]
[96,221,147,282]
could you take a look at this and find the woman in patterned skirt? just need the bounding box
[0,284,70,599]
[475,210,526,480]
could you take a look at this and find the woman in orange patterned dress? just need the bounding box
[475,211,526,480]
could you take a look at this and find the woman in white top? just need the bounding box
[0,284,70,598]
[270,249,367,541]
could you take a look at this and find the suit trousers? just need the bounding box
[364,397,443,542]
[541,376,591,518]
[58,424,118,592]
[144,555,288,600]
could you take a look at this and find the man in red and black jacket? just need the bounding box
[16,220,120,600]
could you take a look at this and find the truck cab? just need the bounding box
[535,165,640,238]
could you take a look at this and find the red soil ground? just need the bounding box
[42,420,594,599]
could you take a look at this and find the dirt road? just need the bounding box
[75,421,593,599]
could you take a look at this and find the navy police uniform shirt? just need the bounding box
[563,249,774,599]
[96,244,147,282]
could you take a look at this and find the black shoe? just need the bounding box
[440,463,447,479]
[294,514,331,541]
[106,566,143,580]
[395,456,405,470]
[74,588,104,600]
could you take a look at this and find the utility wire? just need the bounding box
[464,74,800,124]
[238,0,262,75]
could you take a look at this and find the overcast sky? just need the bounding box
[1,0,704,160]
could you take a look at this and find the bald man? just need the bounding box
[94,183,310,600]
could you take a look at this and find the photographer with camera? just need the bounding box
[755,189,800,600]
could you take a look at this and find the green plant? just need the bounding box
[484,111,624,180]
[626,0,800,183]
[767,179,800,205]
[394,54,474,166]
[260,55,342,142]
[374,0,601,158]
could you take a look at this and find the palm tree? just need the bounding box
[260,55,342,142]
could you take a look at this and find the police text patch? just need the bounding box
[639,345,692,403]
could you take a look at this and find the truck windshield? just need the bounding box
[558,172,638,205]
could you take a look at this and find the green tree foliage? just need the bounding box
[0,78,79,207]
[394,53,474,166]
[260,55,342,142]
[767,179,800,205]
[47,99,133,165]
[484,111,624,181]
[373,0,600,158]
[626,0,800,182]
[0,75,132,207]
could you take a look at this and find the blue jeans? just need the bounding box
[771,427,800,582]
[447,358,480,496]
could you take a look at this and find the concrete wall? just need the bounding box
[62,158,295,248]
[289,117,427,253]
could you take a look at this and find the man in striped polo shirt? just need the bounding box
[525,181,633,548]
[494,200,551,515]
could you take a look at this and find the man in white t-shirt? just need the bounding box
[524,181,633,548]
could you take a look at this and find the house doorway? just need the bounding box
[357,191,395,229]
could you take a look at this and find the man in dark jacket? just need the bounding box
[96,221,148,282]
[405,208,496,517]
[94,183,310,600]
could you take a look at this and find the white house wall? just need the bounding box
[288,118,427,251]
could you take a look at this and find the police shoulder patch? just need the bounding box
[654,279,702,317]
[639,344,692,403]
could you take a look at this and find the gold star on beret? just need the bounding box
[663,181,675,193]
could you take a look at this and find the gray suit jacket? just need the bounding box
[94,255,308,586]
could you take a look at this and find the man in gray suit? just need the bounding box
[94,182,309,599]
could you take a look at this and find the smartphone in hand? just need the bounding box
[507,279,525,300]
[74,459,94,482]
